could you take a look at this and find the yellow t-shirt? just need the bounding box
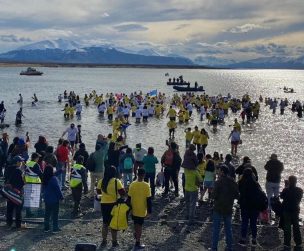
[167,120,177,129]
[97,178,123,204]
[112,120,121,131]
[184,110,190,120]
[107,107,114,115]
[128,181,151,217]
[197,161,206,177]
[168,108,176,117]
[200,134,208,145]
[192,130,201,144]
[185,131,193,141]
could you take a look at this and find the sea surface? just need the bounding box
[1,67,304,210]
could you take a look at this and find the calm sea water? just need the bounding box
[1,67,304,208]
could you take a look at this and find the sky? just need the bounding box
[0,0,303,63]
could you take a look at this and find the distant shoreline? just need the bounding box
[0,61,222,69]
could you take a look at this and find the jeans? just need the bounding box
[265,182,280,208]
[90,172,104,194]
[44,203,59,231]
[164,167,178,194]
[201,144,207,156]
[145,173,156,197]
[283,211,302,246]
[185,191,198,222]
[123,172,133,188]
[56,161,66,189]
[212,212,233,250]
[241,208,259,239]
[6,200,23,228]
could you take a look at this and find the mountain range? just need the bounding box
[0,39,303,69]
[0,39,193,66]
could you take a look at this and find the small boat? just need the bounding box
[20,67,43,76]
[173,85,205,92]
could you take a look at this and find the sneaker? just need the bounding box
[99,240,107,248]
[238,240,246,247]
[112,241,119,248]
[52,228,62,234]
[135,243,146,250]
[251,239,257,246]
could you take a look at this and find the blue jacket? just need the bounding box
[43,176,63,204]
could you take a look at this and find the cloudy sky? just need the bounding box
[0,0,303,62]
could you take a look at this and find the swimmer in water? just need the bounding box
[58,94,63,103]
[32,93,38,103]
[17,94,23,105]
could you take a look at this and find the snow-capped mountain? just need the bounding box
[17,39,82,51]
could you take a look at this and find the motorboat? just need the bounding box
[20,67,43,76]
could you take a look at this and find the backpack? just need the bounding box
[123,157,133,170]
[164,150,174,166]
[86,153,96,172]
[256,188,268,212]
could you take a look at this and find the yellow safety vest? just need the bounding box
[25,160,41,184]
[70,164,84,188]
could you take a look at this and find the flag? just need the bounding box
[149,89,157,97]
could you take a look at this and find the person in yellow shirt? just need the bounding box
[184,109,190,122]
[127,169,152,249]
[112,117,121,133]
[192,126,201,152]
[167,120,177,138]
[184,127,193,148]
[62,104,69,118]
[167,106,176,121]
[69,104,75,118]
[97,166,126,248]
[196,153,206,202]
[178,110,185,123]
[154,104,161,117]
[107,105,114,121]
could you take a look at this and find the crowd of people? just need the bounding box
[0,90,303,251]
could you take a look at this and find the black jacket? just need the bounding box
[264,159,284,183]
[280,186,303,214]
[238,179,262,210]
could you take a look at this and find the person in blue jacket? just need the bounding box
[42,165,63,233]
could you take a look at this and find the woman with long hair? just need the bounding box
[238,168,262,247]
[97,166,126,248]
[42,165,63,233]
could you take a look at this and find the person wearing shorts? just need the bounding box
[97,166,125,248]
[228,127,241,156]
[128,169,152,249]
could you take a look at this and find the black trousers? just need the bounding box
[71,185,83,214]
[6,200,22,228]
[144,173,156,197]
[164,167,178,194]
[283,211,302,246]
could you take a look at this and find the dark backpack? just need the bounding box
[86,153,96,172]
[256,188,268,211]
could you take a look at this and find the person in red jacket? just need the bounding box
[56,140,69,190]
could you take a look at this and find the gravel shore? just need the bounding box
[0,187,295,251]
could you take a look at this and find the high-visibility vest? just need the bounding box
[25,160,41,184]
[70,163,84,188]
